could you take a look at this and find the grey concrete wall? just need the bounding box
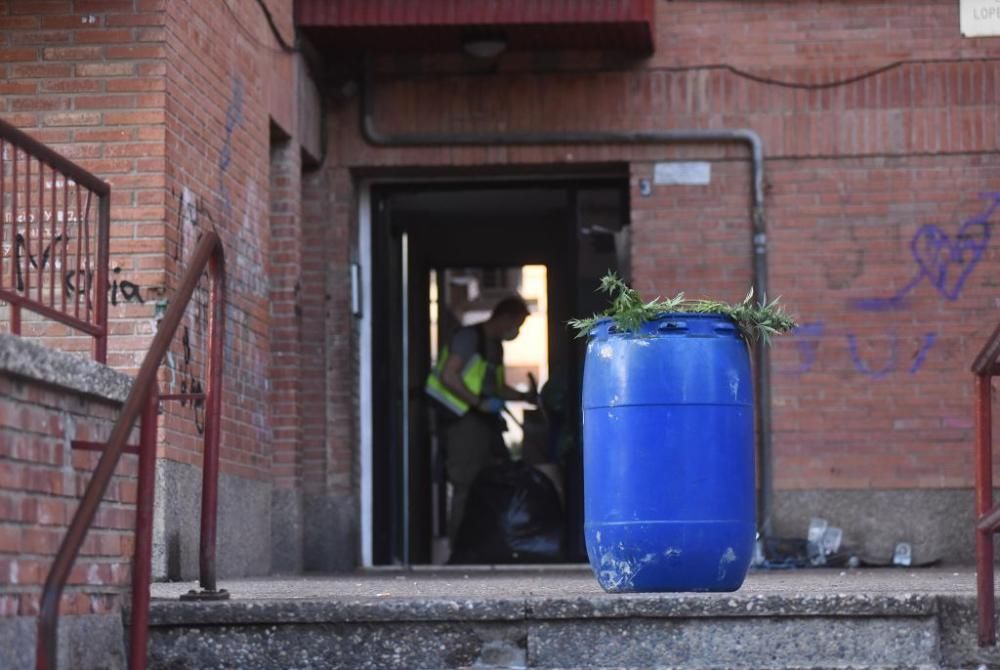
[303,493,358,572]
[271,489,304,574]
[153,459,272,580]
[773,488,982,565]
[0,614,126,670]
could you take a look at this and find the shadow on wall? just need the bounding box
[166,533,182,582]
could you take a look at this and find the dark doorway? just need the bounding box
[370,177,630,565]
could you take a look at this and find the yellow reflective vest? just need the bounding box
[425,329,505,416]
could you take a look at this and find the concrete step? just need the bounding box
[143,568,1000,669]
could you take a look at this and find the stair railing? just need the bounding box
[0,116,111,363]
[973,320,1000,646]
[37,231,228,669]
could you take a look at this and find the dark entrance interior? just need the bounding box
[371,176,630,565]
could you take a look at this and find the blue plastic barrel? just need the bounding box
[582,313,755,592]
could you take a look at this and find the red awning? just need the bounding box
[295,0,655,54]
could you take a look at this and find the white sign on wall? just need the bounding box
[653,162,711,186]
[960,0,1000,37]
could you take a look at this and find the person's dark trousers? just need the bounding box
[444,410,508,542]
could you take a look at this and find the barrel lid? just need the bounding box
[587,312,741,340]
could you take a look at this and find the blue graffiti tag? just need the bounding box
[846,331,937,378]
[907,332,937,374]
[788,326,936,378]
[846,332,897,379]
[217,75,244,218]
[787,193,994,378]
[854,192,998,311]
[790,322,824,374]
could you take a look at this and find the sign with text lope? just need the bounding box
[961,0,1000,37]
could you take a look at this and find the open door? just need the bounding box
[368,178,629,566]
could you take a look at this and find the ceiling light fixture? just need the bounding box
[462,36,508,60]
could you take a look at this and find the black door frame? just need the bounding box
[367,175,629,566]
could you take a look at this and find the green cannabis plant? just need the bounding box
[569,272,797,345]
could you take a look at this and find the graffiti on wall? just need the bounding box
[817,220,867,291]
[845,331,938,379]
[786,192,999,378]
[3,230,146,306]
[1,176,147,308]
[218,75,244,220]
[178,326,206,433]
[157,74,268,438]
[162,185,212,434]
[852,192,997,312]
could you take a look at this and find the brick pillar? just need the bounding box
[325,169,356,501]
[300,168,327,501]
[297,164,358,571]
[268,136,304,572]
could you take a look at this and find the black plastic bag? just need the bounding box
[450,461,565,564]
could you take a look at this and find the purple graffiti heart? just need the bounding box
[909,219,990,300]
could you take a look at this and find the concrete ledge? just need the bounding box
[150,621,529,670]
[527,591,936,619]
[145,570,999,669]
[149,598,530,625]
[938,595,1000,669]
[147,592,935,626]
[529,616,938,669]
[0,333,132,403]
[145,570,947,631]
[148,617,939,670]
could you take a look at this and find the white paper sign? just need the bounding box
[961,0,1000,37]
[653,162,711,186]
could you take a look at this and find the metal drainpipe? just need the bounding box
[359,60,776,547]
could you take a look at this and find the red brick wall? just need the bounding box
[629,159,753,304]
[628,152,1000,490]
[161,0,280,480]
[3,0,1000,571]
[768,156,1000,489]
[1,0,301,484]
[0,372,137,618]
[1,0,314,574]
[0,0,167,367]
[326,0,1000,492]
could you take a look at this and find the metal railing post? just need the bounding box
[181,248,228,601]
[128,385,159,670]
[977,373,995,646]
[94,191,111,364]
[973,322,1000,647]
[37,233,226,669]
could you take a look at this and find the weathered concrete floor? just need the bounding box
[150,564,988,602]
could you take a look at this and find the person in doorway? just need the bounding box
[425,295,536,542]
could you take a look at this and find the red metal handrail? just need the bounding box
[974,320,1000,646]
[37,231,227,669]
[0,117,110,363]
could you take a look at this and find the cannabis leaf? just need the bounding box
[569,272,796,345]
